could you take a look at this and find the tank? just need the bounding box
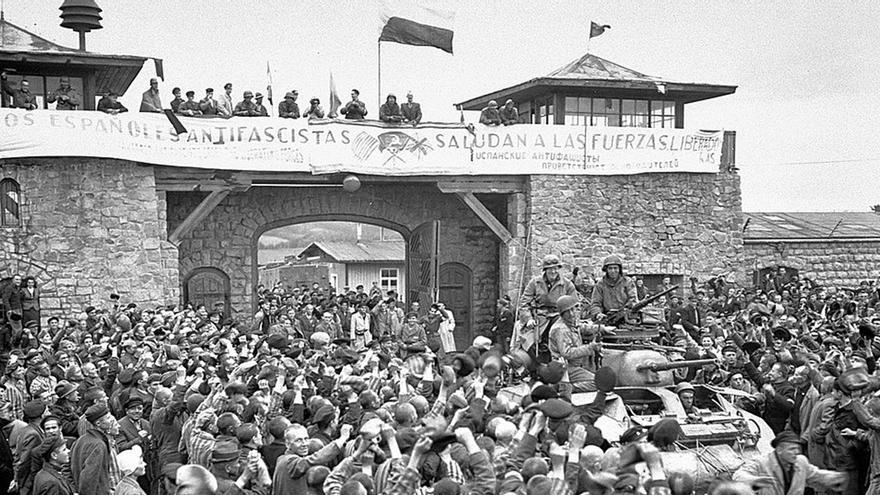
[570,347,775,490]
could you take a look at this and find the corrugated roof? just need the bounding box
[744,212,880,240]
[298,241,406,263]
[546,53,657,81]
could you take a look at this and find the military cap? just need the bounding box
[772,327,792,342]
[721,345,738,355]
[123,396,144,410]
[619,425,647,444]
[243,91,254,98]
[255,92,263,99]
[54,381,77,399]
[332,337,352,346]
[85,403,111,424]
[537,361,565,385]
[23,400,46,420]
[538,398,573,420]
[741,341,762,355]
[212,440,240,463]
[595,366,617,393]
[771,430,804,448]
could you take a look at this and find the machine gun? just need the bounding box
[636,358,716,373]
[601,284,679,327]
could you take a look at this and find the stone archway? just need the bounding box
[169,184,501,331]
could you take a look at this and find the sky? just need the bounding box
[6,0,880,212]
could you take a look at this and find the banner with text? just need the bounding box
[0,109,723,175]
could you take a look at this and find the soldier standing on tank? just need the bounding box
[517,255,577,363]
[548,295,599,392]
[588,255,637,321]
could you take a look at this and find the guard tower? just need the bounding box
[0,9,151,110]
[457,52,736,129]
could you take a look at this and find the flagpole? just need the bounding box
[377,40,382,111]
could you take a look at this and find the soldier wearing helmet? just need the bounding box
[548,295,599,391]
[516,254,577,359]
[588,254,637,321]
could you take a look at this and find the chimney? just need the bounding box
[59,0,103,51]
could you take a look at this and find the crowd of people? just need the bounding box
[1,73,527,127]
[0,253,877,495]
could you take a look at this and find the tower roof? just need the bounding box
[0,18,152,97]
[457,51,736,111]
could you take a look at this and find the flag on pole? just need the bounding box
[379,0,454,54]
[329,71,342,118]
[266,61,274,106]
[590,21,611,38]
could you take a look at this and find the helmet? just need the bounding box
[556,295,579,314]
[674,382,695,395]
[541,255,563,270]
[602,254,623,271]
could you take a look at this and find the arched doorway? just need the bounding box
[439,262,473,350]
[184,267,231,316]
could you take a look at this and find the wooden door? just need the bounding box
[439,262,472,351]
[407,221,439,312]
[185,267,231,316]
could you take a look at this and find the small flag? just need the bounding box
[329,71,342,118]
[590,21,611,38]
[654,81,667,95]
[164,110,187,135]
[266,61,274,106]
[154,59,165,80]
[379,0,455,54]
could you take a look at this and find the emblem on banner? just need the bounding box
[351,131,432,165]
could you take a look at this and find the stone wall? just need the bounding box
[511,171,743,299]
[744,240,880,287]
[167,184,500,335]
[0,158,178,322]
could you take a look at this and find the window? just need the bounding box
[380,268,399,293]
[563,98,676,128]
[0,179,21,227]
[0,75,84,110]
[330,274,339,291]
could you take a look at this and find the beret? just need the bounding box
[537,362,565,385]
[118,368,135,386]
[837,367,870,395]
[430,431,459,453]
[212,440,240,462]
[595,366,617,393]
[23,400,46,420]
[310,332,330,346]
[333,337,352,346]
[186,394,205,413]
[311,405,336,426]
[538,398,573,420]
[266,333,288,350]
[452,354,476,377]
[472,336,492,351]
[85,403,111,424]
[859,323,877,340]
[530,384,558,401]
[161,462,182,481]
[648,418,682,448]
